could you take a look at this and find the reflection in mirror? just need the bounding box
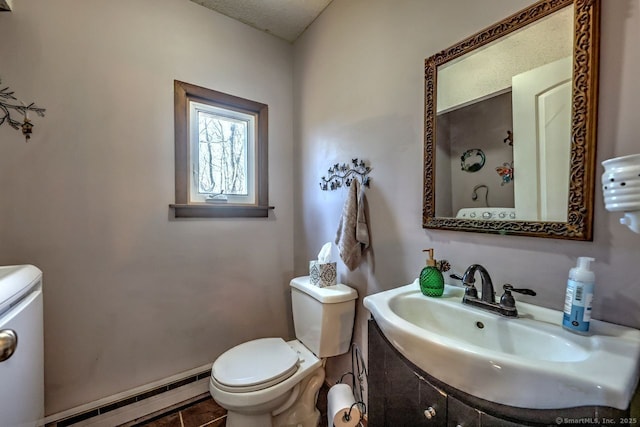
[423,0,600,240]
[436,7,572,221]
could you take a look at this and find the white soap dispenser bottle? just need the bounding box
[563,257,595,334]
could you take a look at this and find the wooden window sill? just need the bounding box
[170,204,274,218]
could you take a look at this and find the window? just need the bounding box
[171,81,271,218]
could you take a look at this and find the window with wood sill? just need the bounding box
[171,80,273,218]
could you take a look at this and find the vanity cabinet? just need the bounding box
[368,316,447,425]
[447,395,480,427]
[368,319,630,427]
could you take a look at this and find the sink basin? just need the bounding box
[363,281,640,409]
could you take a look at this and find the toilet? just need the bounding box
[209,276,358,427]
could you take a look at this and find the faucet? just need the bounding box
[460,264,536,317]
[462,264,495,303]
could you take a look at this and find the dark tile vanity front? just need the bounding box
[368,319,631,427]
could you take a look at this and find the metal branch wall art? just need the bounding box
[0,79,46,142]
[320,158,371,191]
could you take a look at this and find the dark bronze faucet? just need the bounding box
[460,264,535,317]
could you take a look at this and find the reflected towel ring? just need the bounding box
[461,149,485,172]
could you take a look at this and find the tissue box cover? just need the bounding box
[309,261,337,287]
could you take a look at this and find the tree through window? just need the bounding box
[193,103,252,198]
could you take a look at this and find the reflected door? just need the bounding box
[512,56,572,222]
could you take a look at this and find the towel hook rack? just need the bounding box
[319,158,371,191]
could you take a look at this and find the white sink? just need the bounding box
[363,281,640,410]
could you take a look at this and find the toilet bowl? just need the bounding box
[209,339,324,427]
[209,277,358,427]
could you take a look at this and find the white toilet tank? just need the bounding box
[290,276,358,358]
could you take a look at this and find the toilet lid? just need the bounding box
[212,338,299,391]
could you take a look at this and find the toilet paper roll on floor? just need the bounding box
[327,383,362,427]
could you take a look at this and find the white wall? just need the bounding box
[293,0,640,387]
[0,0,295,414]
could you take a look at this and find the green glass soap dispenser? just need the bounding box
[419,248,444,297]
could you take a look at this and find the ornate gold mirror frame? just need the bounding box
[423,0,600,240]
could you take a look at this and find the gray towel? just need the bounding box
[335,179,370,270]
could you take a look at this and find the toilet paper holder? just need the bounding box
[328,383,364,427]
[334,343,367,424]
[343,402,363,423]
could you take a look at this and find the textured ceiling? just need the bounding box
[190,0,333,43]
[0,0,12,11]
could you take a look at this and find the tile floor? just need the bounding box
[129,383,332,427]
[125,396,226,427]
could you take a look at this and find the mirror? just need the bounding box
[423,0,600,240]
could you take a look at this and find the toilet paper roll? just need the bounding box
[327,383,361,427]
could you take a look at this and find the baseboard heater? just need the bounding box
[44,364,212,427]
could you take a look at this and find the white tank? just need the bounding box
[0,265,44,427]
[290,276,358,358]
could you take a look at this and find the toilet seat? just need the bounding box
[212,337,300,392]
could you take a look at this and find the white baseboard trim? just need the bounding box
[43,363,212,426]
[72,379,209,427]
